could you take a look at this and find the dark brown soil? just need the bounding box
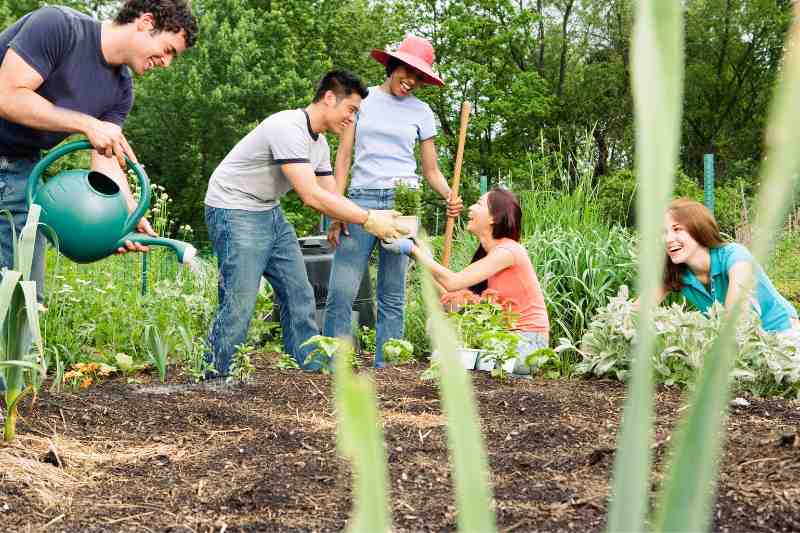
[3,353,800,532]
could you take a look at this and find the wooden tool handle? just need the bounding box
[441,101,471,268]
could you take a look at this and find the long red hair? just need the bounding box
[664,198,725,291]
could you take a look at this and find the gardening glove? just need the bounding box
[363,209,410,241]
[380,237,414,256]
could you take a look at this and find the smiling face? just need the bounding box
[323,92,362,135]
[128,14,187,75]
[387,64,426,97]
[664,211,704,265]
[466,193,493,236]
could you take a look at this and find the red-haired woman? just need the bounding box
[657,198,799,335]
[383,188,550,375]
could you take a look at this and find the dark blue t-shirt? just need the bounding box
[0,6,133,158]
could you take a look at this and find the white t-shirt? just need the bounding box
[205,109,332,211]
[349,86,437,190]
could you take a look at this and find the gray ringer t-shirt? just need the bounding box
[205,109,333,211]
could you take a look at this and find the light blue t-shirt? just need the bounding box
[679,243,798,332]
[349,86,437,190]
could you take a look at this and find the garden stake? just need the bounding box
[442,101,471,268]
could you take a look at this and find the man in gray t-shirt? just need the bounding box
[203,70,410,376]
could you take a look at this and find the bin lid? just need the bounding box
[299,235,332,253]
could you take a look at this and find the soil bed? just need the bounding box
[3,353,800,532]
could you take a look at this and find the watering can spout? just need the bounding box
[122,234,197,265]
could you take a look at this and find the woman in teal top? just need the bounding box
[659,198,799,333]
[323,36,462,366]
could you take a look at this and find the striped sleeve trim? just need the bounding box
[273,158,310,165]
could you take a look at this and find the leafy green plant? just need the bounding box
[0,204,46,442]
[275,353,300,370]
[382,338,414,365]
[229,343,255,382]
[393,182,421,216]
[113,352,148,375]
[524,347,565,379]
[176,324,214,382]
[301,335,359,374]
[477,329,519,380]
[359,326,376,354]
[144,324,171,383]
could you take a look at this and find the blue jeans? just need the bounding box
[0,156,46,302]
[205,206,320,375]
[323,189,409,367]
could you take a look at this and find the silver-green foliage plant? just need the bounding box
[559,286,800,396]
[0,205,46,442]
[382,338,414,365]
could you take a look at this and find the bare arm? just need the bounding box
[333,122,355,196]
[282,163,368,224]
[420,137,449,198]
[725,261,754,309]
[420,137,462,216]
[411,245,514,292]
[0,49,137,166]
[92,153,156,253]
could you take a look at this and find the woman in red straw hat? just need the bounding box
[324,35,462,367]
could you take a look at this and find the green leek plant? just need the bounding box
[332,339,391,532]
[420,269,496,531]
[143,324,170,383]
[0,204,46,442]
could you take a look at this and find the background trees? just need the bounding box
[2,0,792,236]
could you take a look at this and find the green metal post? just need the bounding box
[703,154,715,215]
[141,253,148,296]
[480,175,488,195]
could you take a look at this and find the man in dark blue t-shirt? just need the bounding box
[0,0,197,300]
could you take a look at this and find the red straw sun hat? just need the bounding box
[370,36,444,87]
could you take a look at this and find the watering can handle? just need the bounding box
[26,139,152,236]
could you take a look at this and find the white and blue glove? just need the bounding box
[380,238,414,256]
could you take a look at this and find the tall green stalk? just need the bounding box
[420,269,496,532]
[333,341,391,532]
[1,204,46,442]
[606,1,684,531]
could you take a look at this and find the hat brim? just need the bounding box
[370,49,444,86]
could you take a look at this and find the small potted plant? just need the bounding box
[433,290,520,373]
[394,181,422,237]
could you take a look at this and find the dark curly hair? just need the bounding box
[114,0,198,48]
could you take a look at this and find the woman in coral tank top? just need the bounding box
[382,188,549,374]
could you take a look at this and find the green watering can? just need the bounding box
[26,140,196,264]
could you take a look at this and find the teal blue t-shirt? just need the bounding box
[679,243,798,332]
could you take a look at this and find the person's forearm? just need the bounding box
[301,186,368,225]
[318,174,337,194]
[333,153,351,196]
[424,169,451,199]
[0,87,92,134]
[412,245,462,291]
[91,154,137,209]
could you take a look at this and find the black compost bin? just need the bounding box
[272,235,375,332]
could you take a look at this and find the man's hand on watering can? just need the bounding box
[327,220,350,248]
[85,119,139,169]
[116,218,157,254]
